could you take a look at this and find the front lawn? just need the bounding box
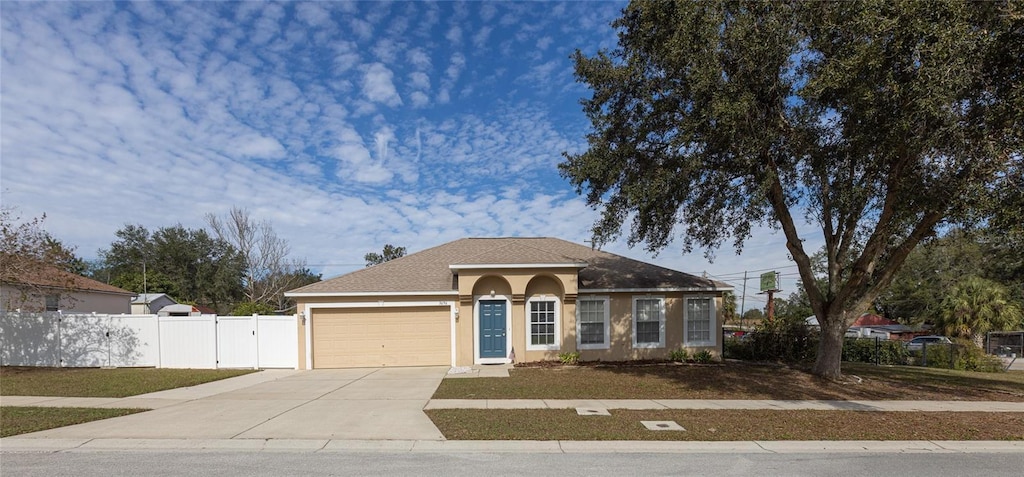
[427,409,1024,441]
[433,362,1024,401]
[1,407,147,438]
[0,367,257,398]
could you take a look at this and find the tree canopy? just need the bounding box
[206,207,311,309]
[562,0,1023,378]
[1,207,84,309]
[365,244,406,267]
[95,224,245,312]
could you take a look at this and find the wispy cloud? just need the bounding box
[1,1,804,303]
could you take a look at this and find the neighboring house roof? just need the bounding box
[851,313,899,327]
[288,237,731,295]
[131,293,175,305]
[2,265,134,296]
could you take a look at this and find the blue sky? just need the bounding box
[1,1,815,311]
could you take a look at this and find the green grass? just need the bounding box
[0,367,257,398]
[427,409,1024,441]
[1,407,147,438]
[433,362,1024,401]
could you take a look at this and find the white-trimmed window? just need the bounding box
[527,296,560,351]
[632,296,665,348]
[577,296,610,350]
[685,297,716,346]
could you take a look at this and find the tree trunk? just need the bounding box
[812,314,846,379]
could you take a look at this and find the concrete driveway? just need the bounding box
[19,367,449,441]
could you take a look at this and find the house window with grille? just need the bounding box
[527,297,559,351]
[632,296,665,348]
[577,297,609,349]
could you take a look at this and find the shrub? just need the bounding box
[230,302,276,316]
[694,349,714,364]
[558,351,580,365]
[842,338,908,365]
[669,348,689,362]
[924,339,1006,372]
[723,337,752,360]
[736,316,819,363]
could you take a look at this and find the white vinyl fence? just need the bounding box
[0,312,298,369]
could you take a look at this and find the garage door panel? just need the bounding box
[312,306,450,369]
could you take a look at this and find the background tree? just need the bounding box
[365,244,406,267]
[206,207,310,309]
[935,276,1023,349]
[741,308,764,325]
[721,291,738,326]
[561,0,1022,378]
[96,224,244,312]
[1,207,84,309]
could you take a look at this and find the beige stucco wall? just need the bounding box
[575,293,723,362]
[292,269,725,368]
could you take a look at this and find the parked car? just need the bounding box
[905,335,952,351]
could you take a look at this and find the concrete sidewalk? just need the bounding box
[425,399,1024,412]
[0,369,300,410]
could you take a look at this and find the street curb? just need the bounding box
[2,438,1023,454]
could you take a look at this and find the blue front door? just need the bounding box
[479,300,507,359]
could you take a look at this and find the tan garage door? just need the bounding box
[311,306,451,368]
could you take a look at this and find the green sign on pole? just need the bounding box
[760,271,780,292]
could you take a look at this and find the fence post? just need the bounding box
[922,341,928,367]
[253,313,260,370]
[874,336,880,366]
[57,311,63,368]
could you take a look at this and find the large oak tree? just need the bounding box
[561,0,1022,378]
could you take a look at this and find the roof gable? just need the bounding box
[288,237,729,296]
[3,265,134,296]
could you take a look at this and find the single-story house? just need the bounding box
[285,237,732,369]
[0,265,134,314]
[131,293,177,314]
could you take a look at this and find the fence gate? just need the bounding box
[217,315,258,369]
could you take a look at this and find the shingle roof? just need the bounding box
[3,265,135,296]
[288,237,730,295]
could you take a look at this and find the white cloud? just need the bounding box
[445,25,462,45]
[409,91,430,108]
[406,48,431,70]
[408,71,430,90]
[361,63,403,107]
[0,1,803,299]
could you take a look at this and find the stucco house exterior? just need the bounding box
[285,237,731,369]
[0,266,134,314]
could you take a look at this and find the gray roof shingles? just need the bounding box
[288,237,730,295]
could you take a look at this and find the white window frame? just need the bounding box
[526,295,560,351]
[576,296,610,350]
[684,296,717,347]
[632,295,665,348]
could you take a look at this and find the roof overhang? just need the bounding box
[284,290,458,298]
[449,263,588,271]
[578,287,734,293]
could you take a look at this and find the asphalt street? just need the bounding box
[2,450,1023,477]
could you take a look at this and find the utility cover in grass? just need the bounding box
[642,420,685,431]
[576,407,611,416]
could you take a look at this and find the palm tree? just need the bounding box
[936,276,1023,349]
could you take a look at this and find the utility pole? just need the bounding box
[740,271,747,330]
